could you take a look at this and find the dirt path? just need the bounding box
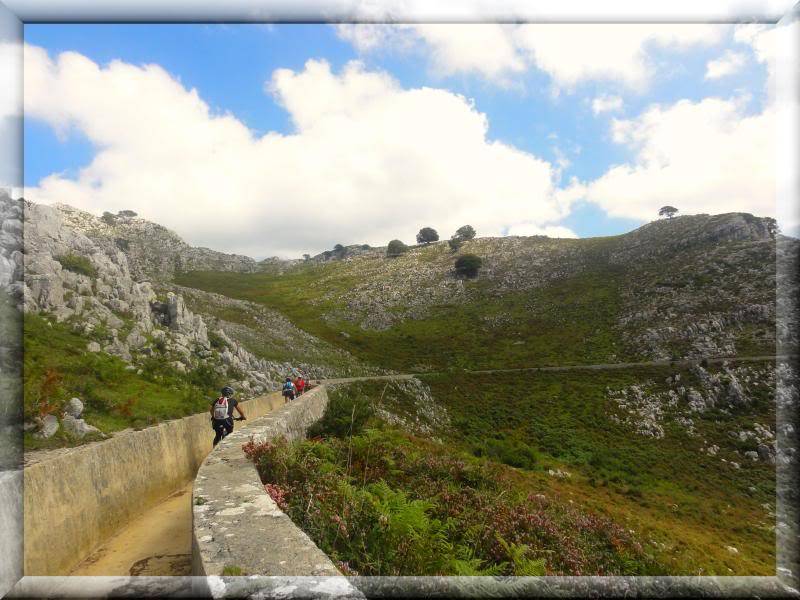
[320,355,792,384]
[70,482,194,576]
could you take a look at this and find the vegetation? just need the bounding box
[416,227,439,245]
[659,206,679,219]
[455,225,476,240]
[55,254,98,279]
[246,387,662,575]
[454,254,482,278]
[300,369,777,575]
[386,239,408,257]
[23,312,225,449]
[447,237,463,252]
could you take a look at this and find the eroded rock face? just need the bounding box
[22,201,279,398]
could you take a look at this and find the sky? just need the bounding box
[16,22,796,259]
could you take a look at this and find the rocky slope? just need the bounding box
[238,212,797,363]
[54,204,261,281]
[20,200,375,419]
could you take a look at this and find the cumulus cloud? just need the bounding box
[506,223,577,238]
[584,97,774,221]
[591,94,623,114]
[705,50,747,79]
[24,46,574,258]
[580,20,798,234]
[337,24,727,91]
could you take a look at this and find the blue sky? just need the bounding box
[22,23,777,257]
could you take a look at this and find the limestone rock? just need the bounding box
[64,397,84,418]
[61,414,100,438]
[34,415,59,439]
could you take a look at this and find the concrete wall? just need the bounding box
[24,391,286,576]
[192,386,355,581]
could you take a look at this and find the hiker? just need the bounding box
[294,374,306,396]
[282,377,296,402]
[210,385,246,447]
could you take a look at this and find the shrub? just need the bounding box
[117,209,138,218]
[208,330,227,350]
[448,237,463,252]
[454,254,482,278]
[386,239,408,258]
[307,388,375,438]
[416,227,439,245]
[55,254,98,278]
[455,225,476,240]
[101,211,118,225]
[114,238,130,251]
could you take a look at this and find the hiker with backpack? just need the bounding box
[210,385,246,447]
[282,377,296,403]
[294,374,306,396]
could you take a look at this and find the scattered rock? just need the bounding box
[61,414,101,438]
[726,546,739,554]
[63,397,84,418]
[34,414,59,439]
[87,341,101,352]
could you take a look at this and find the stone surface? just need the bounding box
[34,415,59,439]
[192,386,359,584]
[61,414,100,439]
[64,398,84,419]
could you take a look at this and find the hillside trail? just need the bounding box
[320,354,791,384]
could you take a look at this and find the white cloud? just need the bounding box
[584,97,775,221]
[337,24,728,91]
[24,46,574,258]
[506,223,578,238]
[591,94,623,114]
[705,50,747,79]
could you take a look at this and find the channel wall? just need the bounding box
[24,391,287,576]
[191,385,352,580]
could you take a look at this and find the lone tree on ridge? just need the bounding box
[416,227,439,245]
[658,206,679,219]
[454,225,476,240]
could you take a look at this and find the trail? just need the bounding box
[320,354,792,383]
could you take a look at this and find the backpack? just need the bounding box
[283,381,293,391]
[213,396,229,420]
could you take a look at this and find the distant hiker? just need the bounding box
[294,375,306,396]
[282,377,296,402]
[210,385,246,447]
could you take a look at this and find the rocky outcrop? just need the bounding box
[53,203,259,281]
[22,201,279,399]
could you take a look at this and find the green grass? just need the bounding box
[55,253,98,278]
[176,263,630,372]
[327,366,777,575]
[247,391,663,575]
[23,312,226,449]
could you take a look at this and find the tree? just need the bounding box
[117,209,138,218]
[454,254,482,278]
[448,237,463,252]
[386,239,408,257]
[658,206,678,219]
[416,227,439,244]
[455,225,476,240]
[101,211,118,225]
[302,254,311,261]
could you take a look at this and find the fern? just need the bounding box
[496,534,547,576]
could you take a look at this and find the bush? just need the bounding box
[101,211,118,225]
[307,388,375,438]
[448,238,463,252]
[455,225,476,240]
[386,239,408,258]
[117,209,138,218]
[416,227,439,245]
[454,254,482,278]
[55,254,98,278]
